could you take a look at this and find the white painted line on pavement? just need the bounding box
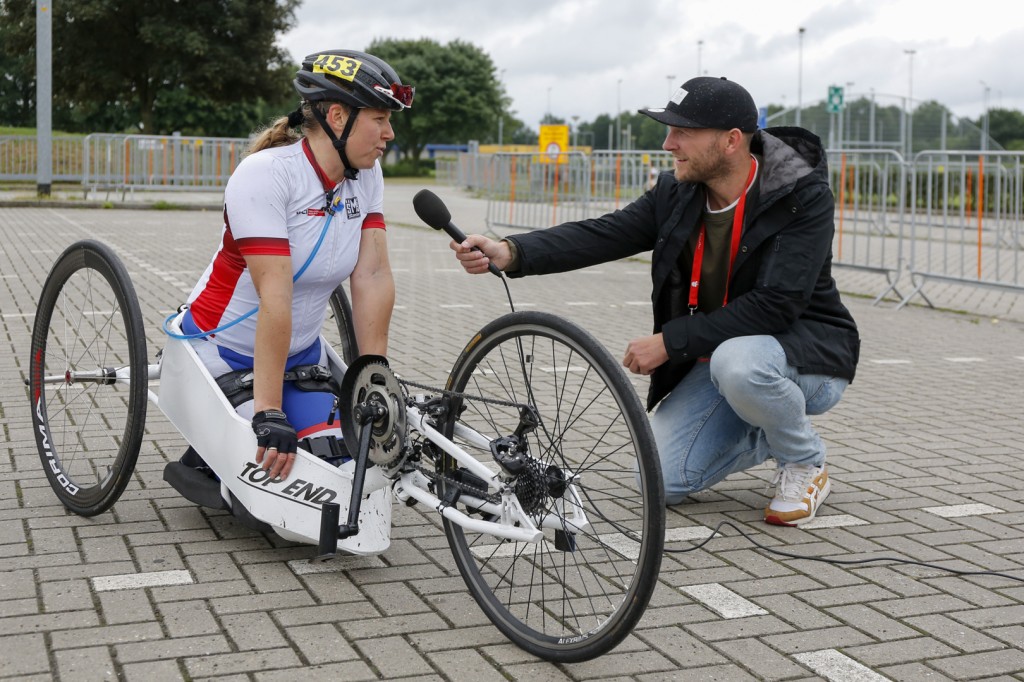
[92,570,193,592]
[681,583,767,618]
[665,526,715,543]
[435,268,463,273]
[625,301,652,306]
[288,556,386,574]
[944,357,985,363]
[566,301,598,306]
[870,359,911,364]
[440,304,473,308]
[923,503,1003,518]
[1,312,33,318]
[1017,356,1024,361]
[0,274,19,279]
[795,649,890,682]
[801,514,869,530]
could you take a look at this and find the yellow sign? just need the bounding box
[312,54,362,82]
[538,125,570,164]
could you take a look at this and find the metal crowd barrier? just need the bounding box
[82,133,248,196]
[459,147,1024,306]
[900,150,1024,306]
[827,149,908,303]
[0,135,84,182]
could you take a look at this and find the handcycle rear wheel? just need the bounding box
[441,311,664,662]
[327,284,359,365]
[28,240,148,516]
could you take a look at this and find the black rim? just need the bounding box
[441,312,663,662]
[29,240,147,516]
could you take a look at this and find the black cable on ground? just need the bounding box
[666,519,1024,584]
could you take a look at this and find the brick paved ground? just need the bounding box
[2,183,1024,680]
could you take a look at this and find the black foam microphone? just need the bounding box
[412,189,501,276]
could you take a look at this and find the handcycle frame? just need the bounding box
[28,238,665,663]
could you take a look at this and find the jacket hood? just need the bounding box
[752,127,829,208]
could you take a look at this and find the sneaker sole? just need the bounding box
[764,477,831,527]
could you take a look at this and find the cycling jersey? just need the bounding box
[186,138,386,357]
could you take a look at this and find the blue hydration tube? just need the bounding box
[162,192,341,340]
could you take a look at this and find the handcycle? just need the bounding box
[26,227,665,663]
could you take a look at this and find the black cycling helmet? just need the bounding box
[294,50,414,111]
[292,49,413,179]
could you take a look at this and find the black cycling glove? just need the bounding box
[251,409,298,454]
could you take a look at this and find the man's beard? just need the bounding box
[674,144,728,184]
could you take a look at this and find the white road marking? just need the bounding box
[795,649,891,681]
[288,556,386,574]
[870,359,911,364]
[92,570,193,592]
[923,503,1003,518]
[800,514,869,530]
[680,583,768,618]
[944,357,984,363]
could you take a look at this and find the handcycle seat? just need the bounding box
[156,312,392,554]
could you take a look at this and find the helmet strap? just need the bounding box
[309,102,360,180]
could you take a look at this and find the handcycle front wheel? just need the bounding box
[28,240,148,516]
[441,311,665,663]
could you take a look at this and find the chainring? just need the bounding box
[338,355,407,466]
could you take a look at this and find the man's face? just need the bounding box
[662,127,729,184]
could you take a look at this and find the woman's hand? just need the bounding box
[252,409,298,480]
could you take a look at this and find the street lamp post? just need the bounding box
[980,80,991,151]
[843,81,855,147]
[796,27,805,127]
[697,40,703,77]
[665,74,675,99]
[616,78,622,150]
[497,68,506,147]
[904,49,916,158]
[571,115,579,148]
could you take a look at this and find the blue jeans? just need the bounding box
[650,335,848,505]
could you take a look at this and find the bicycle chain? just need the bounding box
[411,461,501,505]
[396,375,530,411]
[395,375,518,506]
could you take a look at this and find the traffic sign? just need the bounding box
[827,85,844,113]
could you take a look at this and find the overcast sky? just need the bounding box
[281,0,1021,129]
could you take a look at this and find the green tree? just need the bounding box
[0,1,35,127]
[367,37,502,169]
[0,0,299,134]
[983,108,1024,150]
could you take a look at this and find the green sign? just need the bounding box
[827,85,844,113]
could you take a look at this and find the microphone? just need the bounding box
[412,189,501,276]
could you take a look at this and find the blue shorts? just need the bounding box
[183,311,341,440]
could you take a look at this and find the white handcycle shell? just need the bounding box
[155,316,392,555]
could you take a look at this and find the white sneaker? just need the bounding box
[764,463,830,526]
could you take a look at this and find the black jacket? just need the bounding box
[506,127,860,410]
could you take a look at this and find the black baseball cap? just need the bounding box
[639,76,758,132]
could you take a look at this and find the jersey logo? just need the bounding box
[296,207,326,217]
[345,197,361,219]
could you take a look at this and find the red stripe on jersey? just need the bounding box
[362,212,385,230]
[236,236,291,256]
[302,138,337,192]
[190,219,247,333]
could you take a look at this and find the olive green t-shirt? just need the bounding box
[679,206,736,314]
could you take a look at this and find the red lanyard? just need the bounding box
[688,157,758,314]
